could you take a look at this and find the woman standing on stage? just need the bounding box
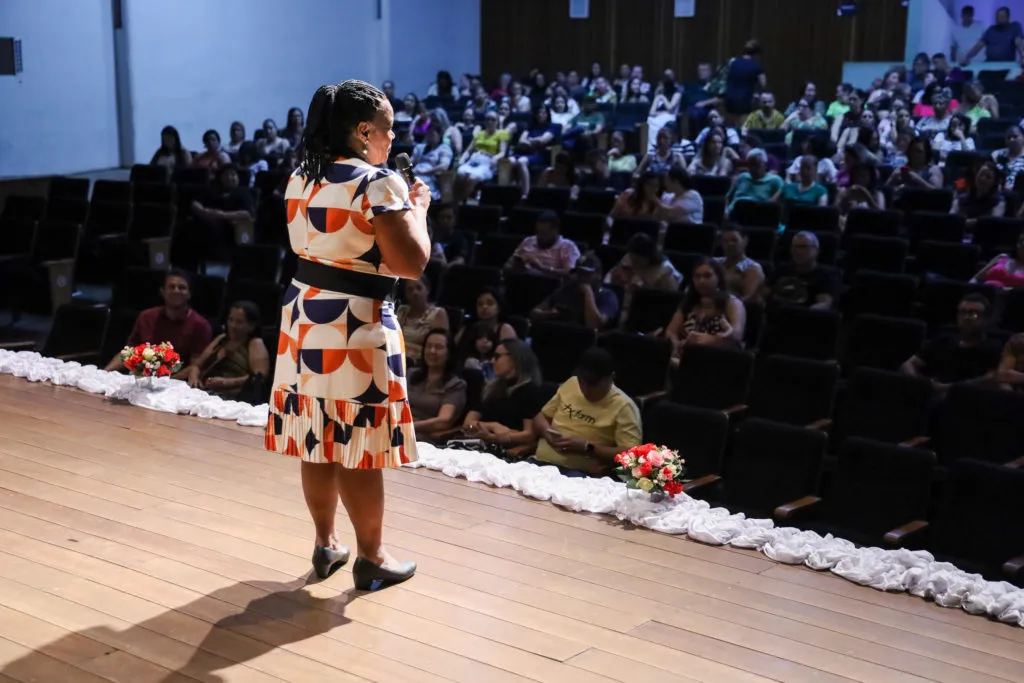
[265,80,431,589]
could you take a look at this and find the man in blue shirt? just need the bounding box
[960,6,1023,64]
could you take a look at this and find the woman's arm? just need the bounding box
[459,139,476,165]
[186,335,223,387]
[817,192,828,207]
[634,154,651,177]
[648,96,663,117]
[414,403,459,433]
[723,297,746,344]
[740,263,765,301]
[248,337,271,377]
[971,254,1005,282]
[993,196,1006,218]
[665,310,685,347]
[374,180,432,279]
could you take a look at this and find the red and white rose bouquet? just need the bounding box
[614,443,686,499]
[119,342,182,379]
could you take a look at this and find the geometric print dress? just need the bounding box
[264,157,418,468]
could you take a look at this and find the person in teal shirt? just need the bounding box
[778,155,829,206]
[726,149,784,214]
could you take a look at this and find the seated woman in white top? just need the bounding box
[932,113,976,162]
[695,110,741,147]
[786,134,838,183]
[508,81,533,113]
[646,79,682,151]
[150,125,192,172]
[223,121,246,159]
[659,168,704,224]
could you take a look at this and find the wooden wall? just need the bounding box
[480,0,908,104]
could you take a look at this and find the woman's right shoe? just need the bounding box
[352,556,417,591]
[312,545,351,580]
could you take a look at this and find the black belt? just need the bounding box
[295,258,399,303]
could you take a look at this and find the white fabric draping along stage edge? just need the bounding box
[2,348,1022,627]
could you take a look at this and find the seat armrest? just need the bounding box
[1006,456,1024,469]
[56,351,101,362]
[774,495,821,521]
[0,340,37,350]
[883,520,929,546]
[806,418,832,431]
[682,474,721,493]
[900,435,931,448]
[723,404,747,416]
[1002,554,1024,577]
[635,390,667,409]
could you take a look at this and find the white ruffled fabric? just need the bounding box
[2,349,1022,626]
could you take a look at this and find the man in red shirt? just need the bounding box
[104,269,212,376]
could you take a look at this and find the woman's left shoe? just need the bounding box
[312,545,351,580]
[351,556,417,591]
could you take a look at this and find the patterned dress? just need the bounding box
[264,157,417,468]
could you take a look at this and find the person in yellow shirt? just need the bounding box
[532,348,642,476]
[455,111,510,202]
[741,92,786,135]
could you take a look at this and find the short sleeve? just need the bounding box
[541,383,562,418]
[1004,333,1024,359]
[498,130,510,143]
[441,377,468,417]
[614,400,643,450]
[363,169,411,221]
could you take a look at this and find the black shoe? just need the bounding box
[311,545,350,580]
[352,556,416,591]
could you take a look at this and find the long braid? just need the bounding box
[300,80,387,187]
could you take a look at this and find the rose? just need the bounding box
[637,478,655,492]
[664,480,683,497]
[156,365,171,377]
[142,347,156,361]
[639,461,653,477]
[634,443,655,457]
[661,466,675,481]
[631,466,643,478]
[647,452,664,468]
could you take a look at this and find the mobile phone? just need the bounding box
[546,429,563,440]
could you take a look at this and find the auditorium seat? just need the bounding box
[505,206,547,236]
[933,385,1024,467]
[663,222,716,254]
[914,241,982,281]
[609,217,659,246]
[129,164,169,184]
[671,345,753,411]
[785,204,840,234]
[894,188,953,214]
[840,314,926,373]
[45,197,90,224]
[920,280,997,330]
[190,273,227,322]
[229,244,283,284]
[573,189,617,215]
[132,182,176,206]
[906,211,966,248]
[691,174,731,197]
[457,204,502,235]
[972,216,1024,258]
[111,267,165,312]
[48,176,90,202]
[642,402,728,484]
[832,368,932,445]
[740,354,838,428]
[41,304,109,363]
[503,271,561,316]
[91,180,132,204]
[730,200,781,229]
[843,208,901,242]
[844,271,918,318]
[530,320,595,383]
[0,195,46,222]
[759,306,841,361]
[624,289,681,335]
[226,279,284,328]
[596,331,672,399]
[438,265,503,312]
[474,234,522,268]
[560,211,607,249]
[843,235,908,275]
[523,187,571,215]
[479,184,521,215]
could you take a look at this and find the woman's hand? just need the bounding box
[687,331,717,345]
[204,376,227,391]
[409,179,432,213]
[187,369,202,389]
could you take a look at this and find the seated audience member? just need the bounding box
[972,230,1024,288]
[665,257,745,366]
[395,93,420,124]
[957,81,995,128]
[635,128,686,177]
[104,269,212,374]
[607,234,683,326]
[695,110,742,147]
[726,149,784,215]
[537,151,578,189]
[577,149,613,190]
[714,223,765,301]
[659,168,704,224]
[150,125,192,172]
[765,231,840,310]
[645,76,682,147]
[186,300,270,402]
[257,119,290,162]
[532,348,642,477]
[914,86,955,139]
[562,95,606,161]
[237,142,269,186]
[932,114,976,160]
[508,80,533,113]
[193,129,231,171]
[513,106,561,196]
[455,288,517,351]
[786,135,837,183]
[996,333,1024,389]
[455,108,479,148]
[777,155,829,206]
[428,70,458,101]
[506,211,581,277]
[741,92,785,134]
[827,83,854,121]
[408,329,468,442]
[430,203,469,267]
[992,125,1024,191]
[688,128,733,176]
[782,99,828,142]
[411,124,453,200]
[459,323,499,377]
[831,89,864,143]
[223,121,246,158]
[397,277,449,366]
[455,111,509,201]
[606,132,638,174]
[885,136,943,192]
[836,115,880,159]
[531,253,620,331]
[836,160,886,228]
[188,165,255,259]
[951,161,1006,227]
[610,172,663,219]
[550,94,577,131]
[461,339,544,454]
[282,107,305,150]
[900,294,1001,392]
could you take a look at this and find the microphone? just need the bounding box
[394,153,415,186]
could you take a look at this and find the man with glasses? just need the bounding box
[901,294,1002,392]
[763,231,840,311]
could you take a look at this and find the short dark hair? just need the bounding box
[962,5,974,14]
[164,268,192,288]
[960,293,992,315]
[576,348,615,385]
[932,52,947,61]
[536,210,560,226]
[666,167,692,189]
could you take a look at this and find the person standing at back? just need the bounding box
[952,5,987,64]
[265,80,432,590]
[960,6,1022,64]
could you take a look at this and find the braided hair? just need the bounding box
[300,79,388,186]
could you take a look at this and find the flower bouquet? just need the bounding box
[614,443,686,500]
[120,342,181,386]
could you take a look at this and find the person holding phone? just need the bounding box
[531,348,642,477]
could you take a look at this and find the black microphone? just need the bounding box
[394,153,415,186]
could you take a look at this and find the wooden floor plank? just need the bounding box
[1,375,1023,683]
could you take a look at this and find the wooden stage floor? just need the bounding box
[0,375,1021,683]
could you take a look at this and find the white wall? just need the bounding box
[122,0,388,163]
[0,0,119,179]
[386,0,481,97]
